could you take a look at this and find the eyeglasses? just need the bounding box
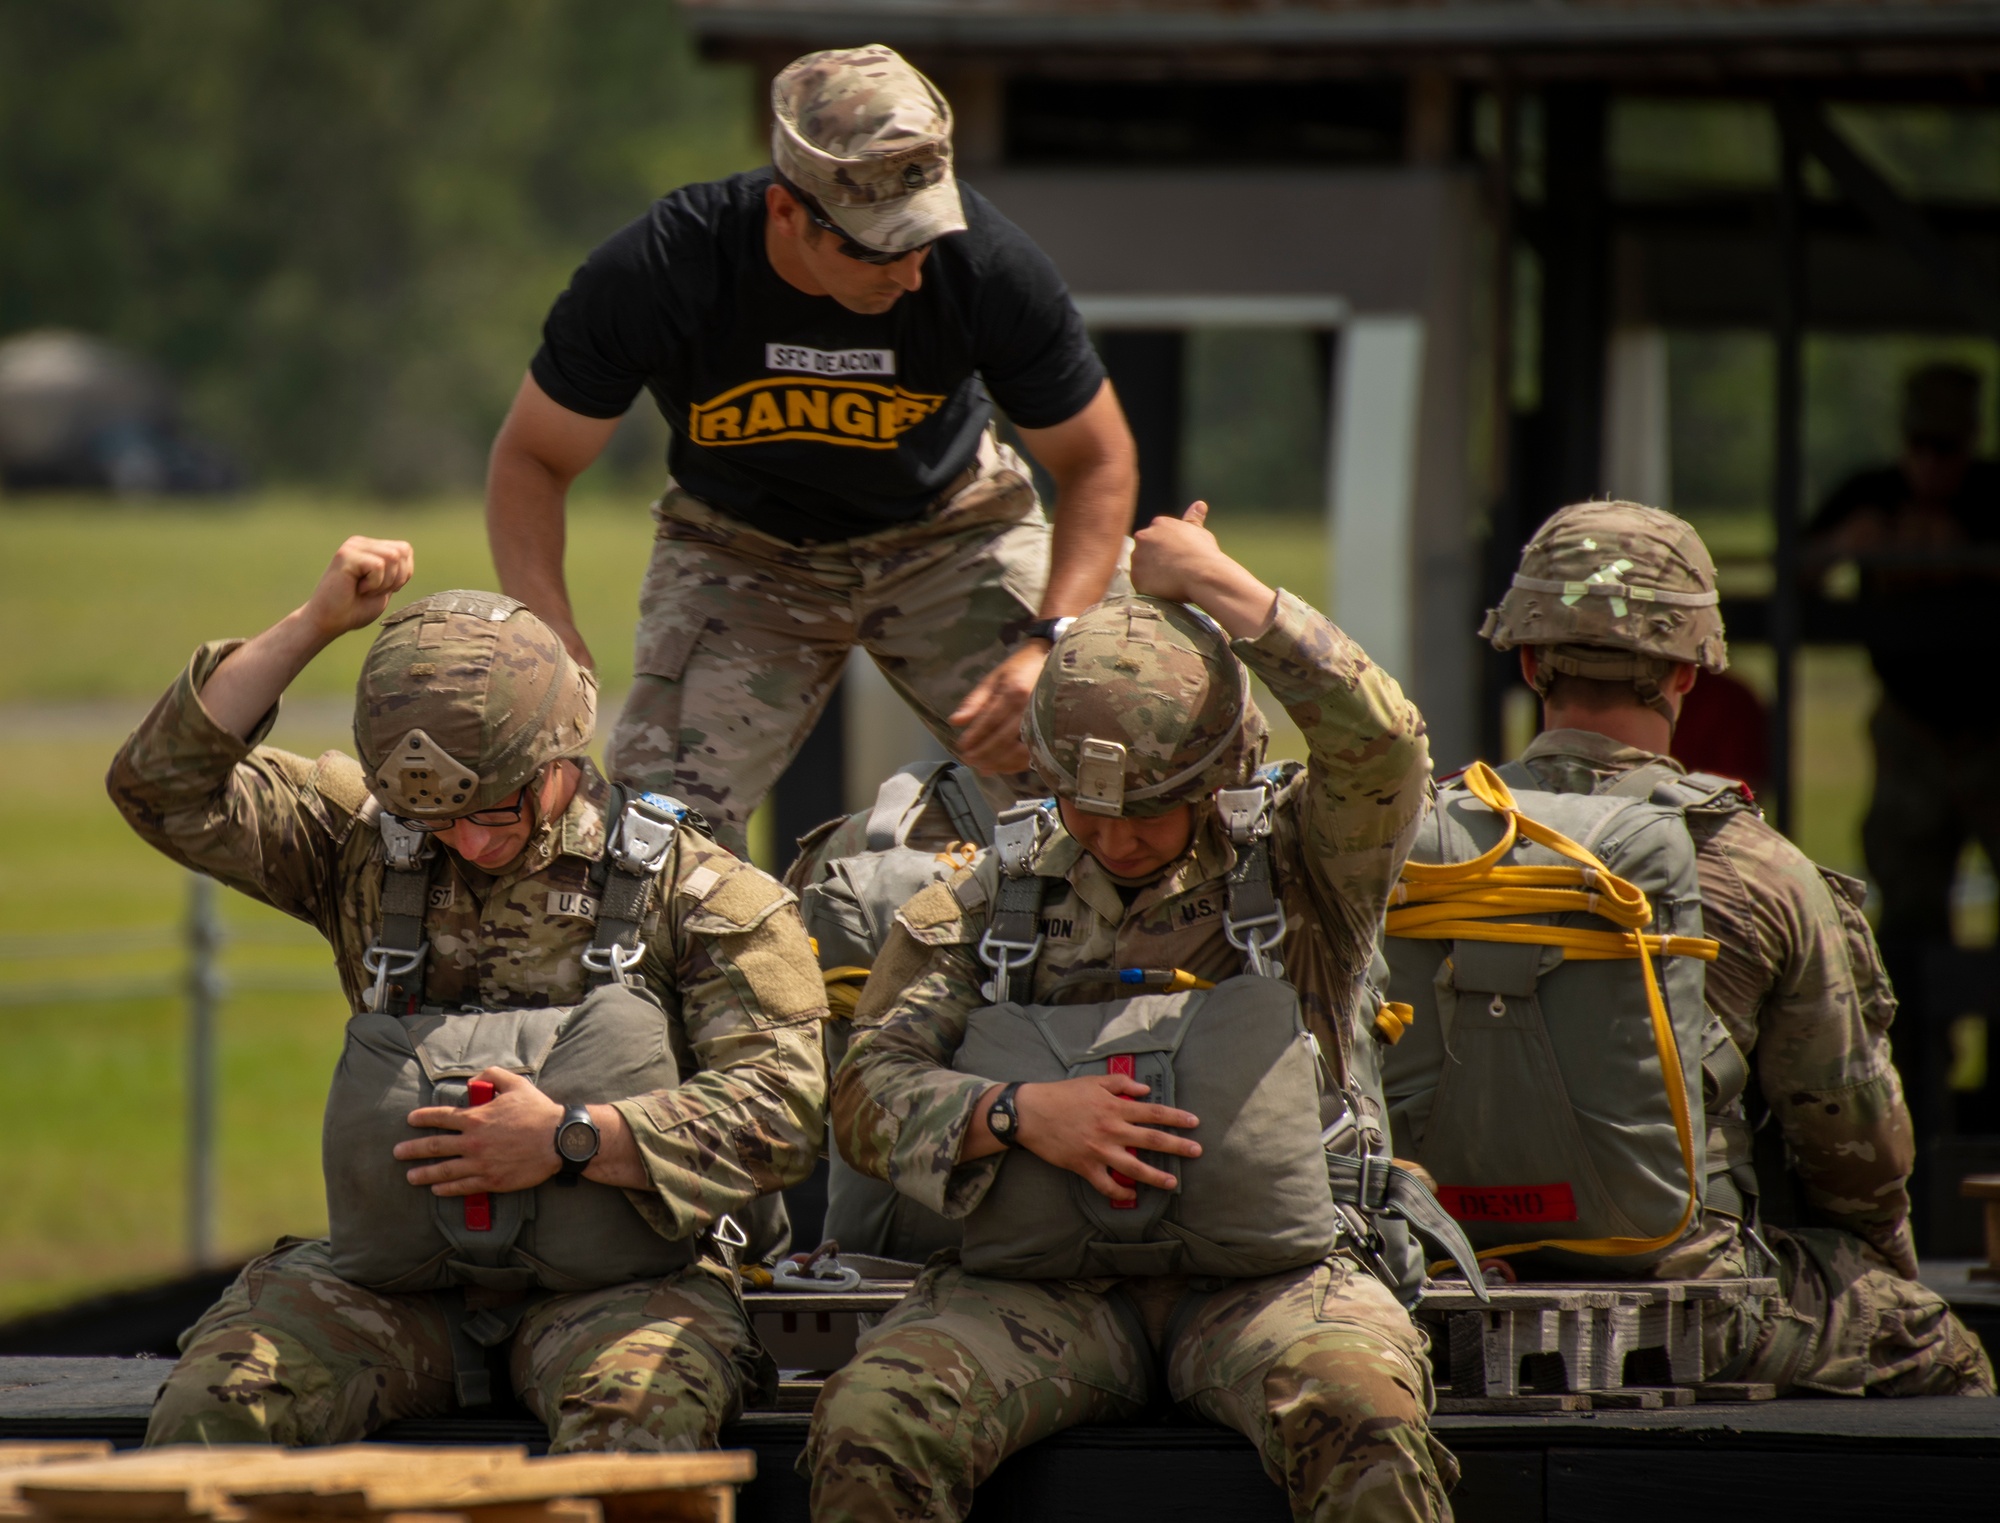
[773,170,933,266]
[392,787,528,834]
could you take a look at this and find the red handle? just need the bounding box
[463,1080,496,1232]
[1107,1055,1138,1210]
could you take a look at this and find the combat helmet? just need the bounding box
[1480,500,1728,720]
[1025,596,1267,817]
[354,591,597,819]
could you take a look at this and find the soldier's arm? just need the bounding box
[105,641,371,926]
[105,536,416,926]
[1712,818,1917,1272]
[1129,505,1431,951]
[607,839,829,1243]
[831,875,1008,1219]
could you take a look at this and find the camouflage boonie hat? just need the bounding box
[1481,501,1727,719]
[1025,597,1268,818]
[354,591,596,819]
[770,44,966,256]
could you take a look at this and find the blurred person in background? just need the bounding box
[486,45,1135,856]
[1807,363,2000,1152]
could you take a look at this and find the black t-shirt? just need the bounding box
[1809,458,2000,731]
[531,168,1105,543]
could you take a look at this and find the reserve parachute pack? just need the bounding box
[1380,761,1751,1273]
[796,760,995,1263]
[326,790,725,1294]
[950,781,1484,1294]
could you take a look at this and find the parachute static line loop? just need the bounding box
[1386,760,1718,1263]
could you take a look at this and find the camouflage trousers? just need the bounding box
[145,1239,766,1448]
[608,435,1053,856]
[804,1256,1457,1523]
[1651,1217,1993,1396]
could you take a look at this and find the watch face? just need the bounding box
[556,1118,598,1163]
[990,1104,1014,1138]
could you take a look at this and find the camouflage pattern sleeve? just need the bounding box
[829,871,1007,1219]
[104,641,365,929]
[1233,589,1433,949]
[1696,812,1916,1272]
[609,834,829,1241]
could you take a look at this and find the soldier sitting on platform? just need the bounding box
[107,536,827,1447]
[807,502,1473,1523]
[1382,501,1992,1398]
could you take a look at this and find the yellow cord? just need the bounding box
[1388,761,1717,1262]
[1374,1000,1415,1045]
[823,965,871,1021]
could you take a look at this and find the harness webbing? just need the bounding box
[1386,760,1718,1262]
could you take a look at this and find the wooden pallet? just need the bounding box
[1418,1278,1780,1406]
[9,1447,755,1523]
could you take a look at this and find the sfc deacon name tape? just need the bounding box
[765,343,895,376]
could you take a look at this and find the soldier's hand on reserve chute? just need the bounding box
[1009,1073,1202,1203]
[305,535,416,639]
[395,1067,643,1195]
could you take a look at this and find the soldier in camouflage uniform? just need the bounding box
[487,45,1136,853]
[807,504,1456,1522]
[106,536,828,1447]
[1480,500,1992,1396]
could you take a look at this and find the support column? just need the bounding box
[1096,329,1184,526]
[1537,85,1611,516]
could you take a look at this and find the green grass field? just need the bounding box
[0,495,1875,1318]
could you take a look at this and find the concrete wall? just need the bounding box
[970,167,1485,768]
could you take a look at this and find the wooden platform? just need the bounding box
[2,1358,1995,1523]
[0,1440,752,1523]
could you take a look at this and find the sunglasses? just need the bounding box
[774,170,933,266]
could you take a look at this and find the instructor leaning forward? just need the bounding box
[488,46,1136,854]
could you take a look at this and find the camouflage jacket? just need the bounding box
[106,641,828,1245]
[1516,729,1916,1274]
[832,590,1431,1220]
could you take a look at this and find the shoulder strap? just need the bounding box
[582,787,684,987]
[934,763,998,848]
[863,763,947,851]
[975,800,1056,1002]
[364,813,436,1014]
[1217,781,1288,979]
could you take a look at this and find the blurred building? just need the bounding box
[0,330,238,495]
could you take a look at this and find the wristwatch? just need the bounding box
[553,1104,600,1187]
[986,1082,1025,1148]
[1018,617,1075,647]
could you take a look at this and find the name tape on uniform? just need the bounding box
[1436,1182,1579,1224]
[765,343,895,377]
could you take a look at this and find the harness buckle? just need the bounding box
[581,940,647,985]
[1223,899,1288,979]
[1215,784,1274,845]
[362,942,429,1013]
[977,928,1046,1004]
[610,795,682,877]
[991,802,1052,878]
[379,815,432,872]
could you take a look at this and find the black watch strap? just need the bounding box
[986,1082,1025,1148]
[554,1103,598,1186]
[1019,617,1075,647]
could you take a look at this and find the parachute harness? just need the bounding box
[1386,760,1717,1263]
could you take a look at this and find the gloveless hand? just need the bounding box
[1129,501,1228,603]
[396,1067,565,1195]
[1015,1073,1202,1203]
[303,536,416,640]
[949,643,1046,773]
